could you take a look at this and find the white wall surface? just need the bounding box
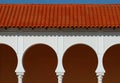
[0,28,120,83]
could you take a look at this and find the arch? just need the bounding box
[0,44,18,83]
[63,44,98,83]
[23,44,58,83]
[23,41,57,56]
[104,42,120,55]
[23,43,58,62]
[103,44,120,83]
[64,43,97,55]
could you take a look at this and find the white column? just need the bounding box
[56,72,64,83]
[96,32,105,83]
[16,72,24,83]
[15,34,25,83]
[55,35,65,74]
[56,35,65,83]
[15,34,25,73]
[96,72,104,83]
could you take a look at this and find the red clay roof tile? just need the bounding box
[0,4,120,28]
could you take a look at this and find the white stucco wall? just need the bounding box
[0,28,120,83]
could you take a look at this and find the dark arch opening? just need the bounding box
[103,44,120,83]
[63,44,98,83]
[0,44,17,83]
[23,44,57,83]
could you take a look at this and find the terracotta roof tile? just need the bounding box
[0,4,120,28]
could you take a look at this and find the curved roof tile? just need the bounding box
[0,4,120,28]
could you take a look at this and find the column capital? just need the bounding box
[56,72,64,76]
[16,72,24,76]
[96,72,105,76]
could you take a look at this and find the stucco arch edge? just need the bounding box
[103,42,120,56]
[0,42,17,55]
[22,42,58,72]
[63,42,97,56]
[0,42,18,73]
[23,42,57,56]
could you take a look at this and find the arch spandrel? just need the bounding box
[0,42,17,55]
[103,36,120,54]
[63,36,98,55]
[23,39,58,56]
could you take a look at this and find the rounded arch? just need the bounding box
[63,43,97,55]
[0,44,18,83]
[104,42,120,55]
[23,44,58,83]
[23,42,57,57]
[103,44,120,83]
[0,43,17,54]
[63,44,98,83]
[23,43,58,61]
